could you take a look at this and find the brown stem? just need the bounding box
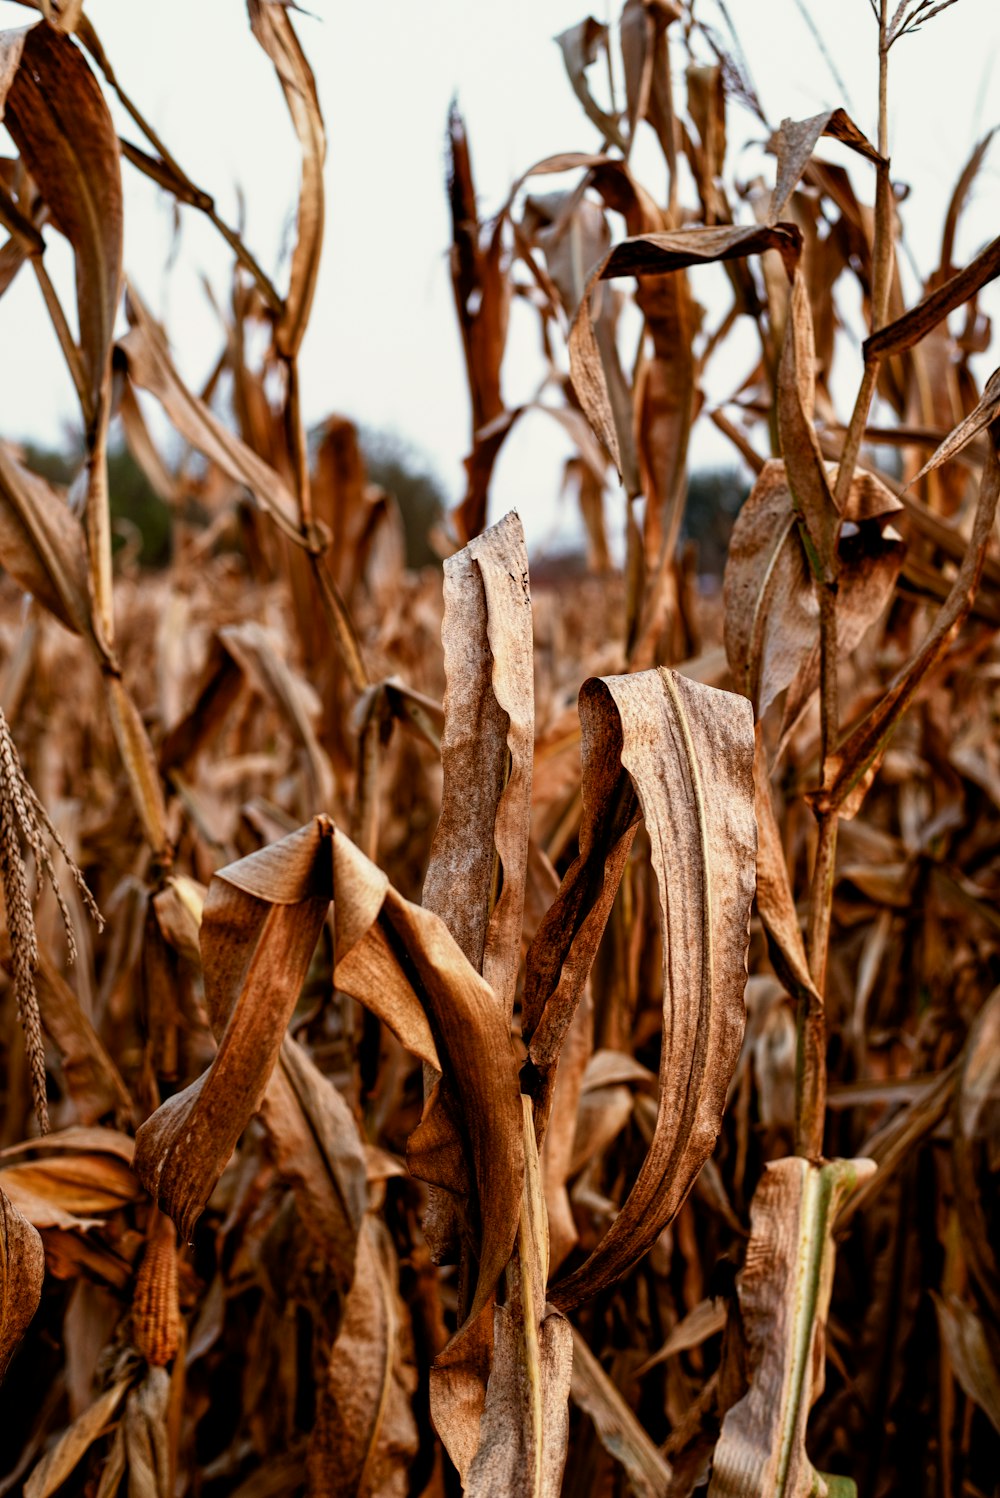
[797,0,893,1162]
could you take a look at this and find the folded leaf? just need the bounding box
[248,0,324,358]
[769,109,883,221]
[133,818,524,1351]
[570,223,801,471]
[423,509,533,1021]
[526,668,755,1311]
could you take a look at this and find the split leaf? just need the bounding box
[708,1156,875,1497]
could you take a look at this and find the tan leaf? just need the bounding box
[769,109,883,221]
[134,818,523,1350]
[24,1376,131,1498]
[865,230,1000,360]
[306,1215,418,1498]
[105,675,170,861]
[0,1150,141,1228]
[117,284,305,545]
[620,0,681,167]
[0,442,95,642]
[219,621,335,813]
[4,21,121,420]
[723,460,904,722]
[31,945,133,1126]
[933,1293,1000,1436]
[570,1328,671,1497]
[0,1185,44,1382]
[465,1099,573,1497]
[248,0,324,358]
[422,510,533,1021]
[777,271,840,578]
[258,1035,367,1273]
[908,366,1000,487]
[634,1297,728,1377]
[122,1366,172,1498]
[555,18,626,150]
[525,669,755,1310]
[569,223,801,470]
[708,1157,875,1498]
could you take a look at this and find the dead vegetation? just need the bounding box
[0,1,999,1495]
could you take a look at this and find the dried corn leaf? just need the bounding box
[0,442,95,642]
[448,105,509,543]
[777,272,840,577]
[24,1375,131,1498]
[908,365,1000,486]
[0,1149,141,1227]
[933,1293,1000,1436]
[465,1099,573,1497]
[4,21,122,421]
[122,1366,172,1497]
[422,510,533,1021]
[570,224,801,469]
[527,669,755,1310]
[555,18,626,151]
[724,460,903,722]
[570,1327,671,1498]
[769,109,883,222]
[105,675,170,861]
[0,1184,44,1382]
[134,818,523,1348]
[258,1035,367,1272]
[708,1156,875,1498]
[619,0,681,167]
[248,0,324,357]
[821,435,1000,817]
[118,285,305,545]
[306,1214,418,1497]
[865,231,1000,360]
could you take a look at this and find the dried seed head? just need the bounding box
[132,1209,181,1367]
[0,708,103,1134]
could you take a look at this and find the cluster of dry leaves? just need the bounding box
[0,1,999,1495]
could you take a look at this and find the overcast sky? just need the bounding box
[0,0,998,552]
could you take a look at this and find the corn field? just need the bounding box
[0,1,999,1494]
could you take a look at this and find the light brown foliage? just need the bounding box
[0,3,998,1497]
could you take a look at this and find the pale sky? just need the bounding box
[0,0,998,553]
